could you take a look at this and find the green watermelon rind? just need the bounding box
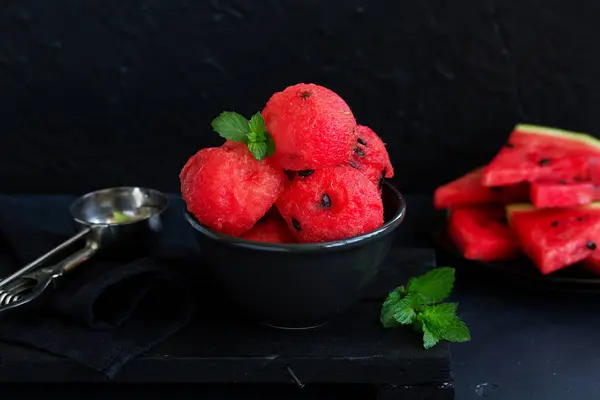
[505,202,600,226]
[516,124,600,151]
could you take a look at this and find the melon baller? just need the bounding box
[0,186,169,314]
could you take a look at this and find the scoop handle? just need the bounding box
[0,227,91,289]
[60,242,98,273]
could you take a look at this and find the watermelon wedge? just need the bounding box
[506,203,600,275]
[448,205,520,262]
[434,167,529,210]
[582,252,600,275]
[482,124,600,187]
[530,180,599,208]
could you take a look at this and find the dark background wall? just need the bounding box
[0,0,598,194]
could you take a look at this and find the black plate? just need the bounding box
[433,220,600,293]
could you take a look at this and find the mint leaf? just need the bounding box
[380,267,471,350]
[211,112,250,142]
[211,111,276,161]
[245,113,275,161]
[265,131,276,157]
[406,267,455,304]
[248,141,268,161]
[381,288,418,326]
[380,286,404,328]
[392,296,417,324]
[422,323,439,349]
[440,315,471,343]
[249,112,266,135]
[418,303,470,344]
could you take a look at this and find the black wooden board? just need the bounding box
[0,248,448,386]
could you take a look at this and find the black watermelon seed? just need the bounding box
[559,180,567,184]
[497,217,507,224]
[292,218,301,231]
[348,161,359,169]
[490,186,503,192]
[300,90,311,99]
[298,169,314,178]
[578,217,585,222]
[551,221,559,227]
[321,194,332,208]
[538,158,551,166]
[284,170,296,181]
[587,241,597,250]
[354,147,365,157]
[357,138,367,146]
[505,142,515,149]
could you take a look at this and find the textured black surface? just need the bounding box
[0,194,450,400]
[5,194,600,399]
[1,0,600,194]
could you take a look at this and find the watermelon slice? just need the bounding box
[482,124,600,187]
[434,167,529,210]
[506,203,600,275]
[582,252,600,275]
[530,179,599,208]
[447,205,520,262]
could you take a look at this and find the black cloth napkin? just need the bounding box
[0,212,195,378]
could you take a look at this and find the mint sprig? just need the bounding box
[211,111,275,161]
[380,267,471,349]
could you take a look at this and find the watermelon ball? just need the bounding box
[241,211,296,243]
[348,125,394,187]
[276,165,384,242]
[180,141,287,237]
[262,83,357,171]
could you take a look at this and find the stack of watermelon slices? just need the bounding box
[435,124,600,276]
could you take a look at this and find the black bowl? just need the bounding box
[184,181,406,329]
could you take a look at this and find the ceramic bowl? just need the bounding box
[184,181,406,329]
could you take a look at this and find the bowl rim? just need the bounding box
[183,181,406,253]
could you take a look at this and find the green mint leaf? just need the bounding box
[265,131,276,157]
[417,303,470,347]
[392,295,417,325]
[438,313,471,343]
[248,112,266,135]
[248,141,268,161]
[381,267,470,350]
[380,286,405,328]
[211,111,250,142]
[247,129,266,143]
[422,323,439,349]
[406,267,455,305]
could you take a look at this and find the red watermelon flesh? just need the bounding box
[434,167,529,210]
[507,203,600,275]
[180,142,287,237]
[447,206,520,262]
[241,212,296,243]
[582,252,600,275]
[530,180,599,208]
[482,124,600,187]
[276,165,384,243]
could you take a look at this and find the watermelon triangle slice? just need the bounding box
[530,179,600,208]
[448,205,520,262]
[482,124,600,187]
[582,252,600,275]
[434,167,529,210]
[507,203,600,274]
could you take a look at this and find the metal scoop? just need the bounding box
[0,186,169,313]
